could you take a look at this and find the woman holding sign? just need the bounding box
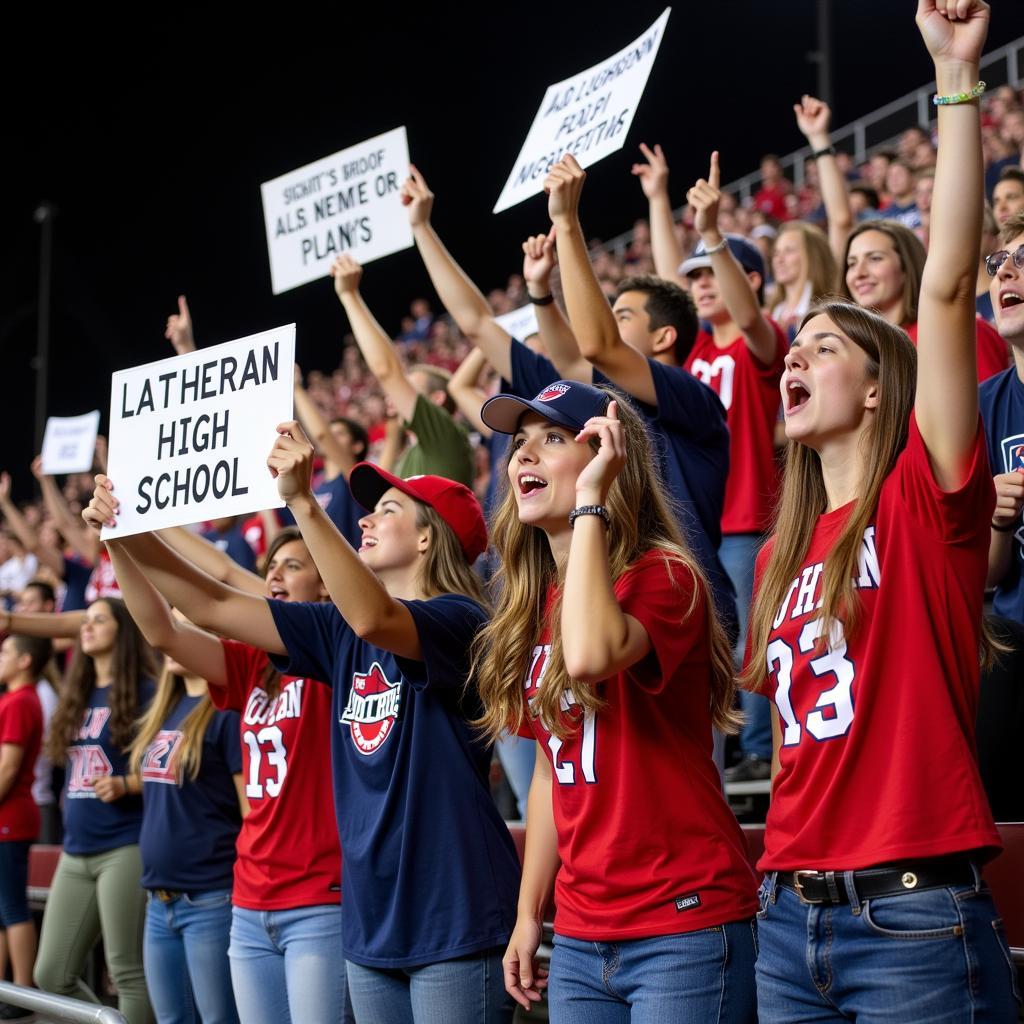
[84,424,520,1024]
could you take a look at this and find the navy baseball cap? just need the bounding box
[481,380,610,435]
[679,234,765,279]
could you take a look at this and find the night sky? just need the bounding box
[4,2,1021,493]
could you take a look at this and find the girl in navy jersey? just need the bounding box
[84,424,520,1024]
[3,598,158,1024]
[475,380,758,1023]
[78,523,350,1024]
[743,2,1019,1021]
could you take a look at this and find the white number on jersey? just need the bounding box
[243,726,288,798]
[547,691,598,785]
[689,354,736,410]
[767,617,856,746]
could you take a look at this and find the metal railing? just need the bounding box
[0,982,127,1024]
[603,35,1024,257]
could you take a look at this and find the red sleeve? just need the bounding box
[212,640,267,712]
[0,693,38,747]
[891,412,995,545]
[614,550,705,694]
[747,318,789,375]
[975,319,1011,383]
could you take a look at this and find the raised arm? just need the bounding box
[914,0,989,489]
[687,152,779,364]
[165,294,197,354]
[521,229,590,382]
[293,366,356,480]
[632,143,687,286]
[83,478,283,654]
[156,526,264,595]
[449,347,494,438]
[268,421,423,660]
[0,473,62,576]
[0,609,84,639]
[104,541,228,686]
[546,156,660,405]
[402,166,516,381]
[794,96,854,263]
[330,256,419,422]
[32,458,98,565]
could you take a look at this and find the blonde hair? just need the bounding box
[767,221,838,311]
[473,388,739,741]
[130,666,215,784]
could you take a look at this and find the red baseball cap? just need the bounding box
[348,463,488,564]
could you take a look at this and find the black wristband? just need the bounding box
[569,505,610,529]
[528,292,554,306]
[812,145,837,160]
[991,519,1018,533]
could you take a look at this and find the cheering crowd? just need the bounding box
[2,2,1024,1022]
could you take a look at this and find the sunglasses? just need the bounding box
[985,244,1024,278]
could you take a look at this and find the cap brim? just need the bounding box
[480,394,583,436]
[349,462,406,512]
[679,255,713,277]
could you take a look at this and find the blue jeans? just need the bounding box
[345,949,512,1024]
[720,532,771,759]
[228,904,353,1024]
[495,735,535,821]
[756,870,1022,1022]
[548,922,757,1023]
[0,840,31,926]
[144,889,237,1024]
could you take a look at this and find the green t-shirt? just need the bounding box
[395,394,475,488]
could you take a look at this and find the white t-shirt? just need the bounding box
[32,678,59,806]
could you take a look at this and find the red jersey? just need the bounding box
[85,549,121,604]
[751,415,999,871]
[521,550,758,941]
[904,318,1009,383]
[686,323,788,534]
[213,640,341,910]
[0,685,43,841]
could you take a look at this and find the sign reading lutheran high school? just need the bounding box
[102,326,295,539]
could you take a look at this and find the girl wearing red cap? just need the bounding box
[85,419,520,1024]
[474,380,758,1023]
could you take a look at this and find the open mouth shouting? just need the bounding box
[1000,288,1023,311]
[517,473,549,498]
[785,377,812,415]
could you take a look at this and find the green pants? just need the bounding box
[34,844,153,1024]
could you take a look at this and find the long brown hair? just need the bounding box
[415,503,487,607]
[129,666,215,783]
[258,527,310,700]
[767,221,838,311]
[839,220,926,325]
[742,301,917,691]
[47,598,160,762]
[473,388,739,741]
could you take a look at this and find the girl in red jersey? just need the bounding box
[743,2,1019,1021]
[78,523,351,1024]
[475,379,758,1024]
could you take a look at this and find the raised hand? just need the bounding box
[992,470,1024,531]
[686,152,723,241]
[544,155,586,225]
[794,96,832,145]
[267,421,315,503]
[400,164,435,228]
[522,227,557,289]
[631,142,670,199]
[83,475,118,531]
[0,472,10,503]
[330,254,364,299]
[915,0,989,67]
[574,400,626,506]
[30,456,46,482]
[165,295,196,355]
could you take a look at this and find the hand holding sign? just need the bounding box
[687,151,723,241]
[401,165,435,228]
[544,155,587,227]
[83,476,117,532]
[330,254,364,298]
[267,421,315,505]
[631,143,670,200]
[522,227,557,290]
[165,296,196,355]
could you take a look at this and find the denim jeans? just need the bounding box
[345,949,512,1024]
[720,532,771,759]
[228,904,353,1024]
[547,921,757,1024]
[756,870,1022,1022]
[144,889,237,1024]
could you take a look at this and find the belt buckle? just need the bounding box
[154,889,177,903]
[792,870,825,905]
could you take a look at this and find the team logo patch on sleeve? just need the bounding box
[537,383,570,402]
[341,662,402,755]
[674,892,702,912]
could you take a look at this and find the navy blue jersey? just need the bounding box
[201,522,257,573]
[313,473,364,549]
[980,366,1024,623]
[139,694,242,891]
[508,343,737,635]
[63,680,156,855]
[61,555,93,612]
[268,596,519,968]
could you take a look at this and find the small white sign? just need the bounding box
[102,326,296,539]
[495,304,540,344]
[261,127,414,294]
[494,9,671,213]
[41,411,101,475]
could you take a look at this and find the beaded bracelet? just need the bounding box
[933,80,986,106]
[569,505,610,529]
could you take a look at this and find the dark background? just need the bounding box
[3,2,1022,492]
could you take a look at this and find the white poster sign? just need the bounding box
[102,326,296,539]
[494,9,671,213]
[41,411,101,475]
[495,304,540,344]
[261,127,413,294]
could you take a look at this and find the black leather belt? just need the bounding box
[777,857,976,905]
